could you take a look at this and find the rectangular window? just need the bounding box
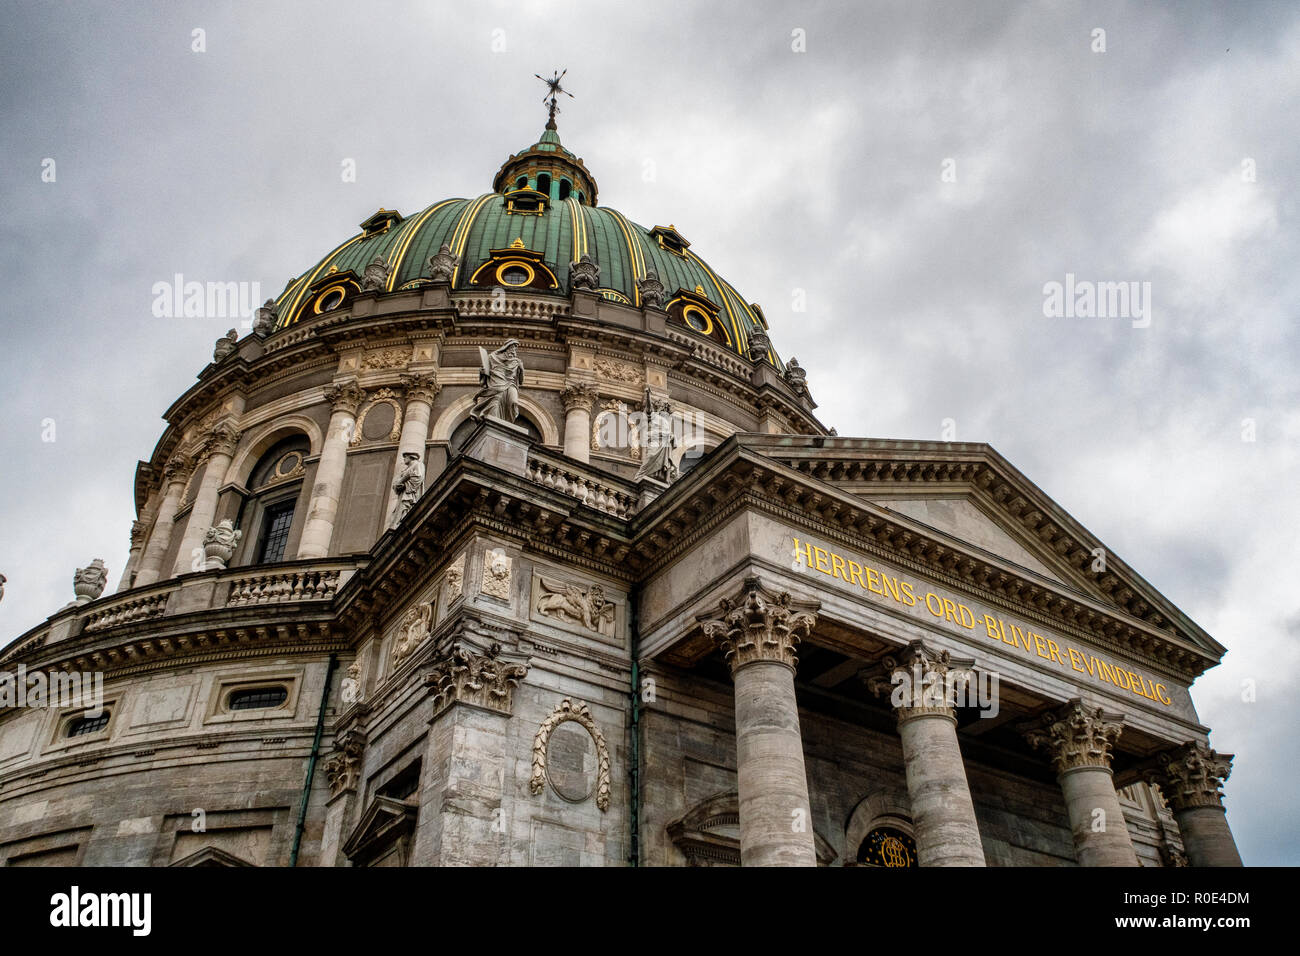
[257,501,295,563]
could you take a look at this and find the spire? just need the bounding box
[535,69,573,130]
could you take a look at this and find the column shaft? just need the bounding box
[561,383,597,464]
[897,711,987,866]
[733,659,817,867]
[172,448,234,575]
[133,462,190,586]
[297,383,363,559]
[1058,765,1139,866]
[1172,806,1242,867]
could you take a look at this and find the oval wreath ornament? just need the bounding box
[529,697,611,812]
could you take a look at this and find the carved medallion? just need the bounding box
[529,698,611,812]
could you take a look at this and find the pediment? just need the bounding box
[732,434,1224,662]
[342,795,418,867]
[169,846,255,867]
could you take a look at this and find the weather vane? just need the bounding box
[535,69,573,129]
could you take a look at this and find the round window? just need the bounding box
[682,305,713,334]
[498,264,532,287]
[315,286,347,313]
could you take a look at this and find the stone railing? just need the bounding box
[666,329,754,379]
[83,592,170,633]
[525,456,638,520]
[225,568,343,607]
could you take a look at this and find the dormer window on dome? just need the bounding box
[504,188,549,216]
[667,286,731,349]
[359,208,403,237]
[469,239,559,292]
[650,224,691,258]
[307,267,361,316]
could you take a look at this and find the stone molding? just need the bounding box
[423,639,528,718]
[202,420,242,460]
[1147,742,1233,811]
[1022,698,1124,775]
[560,382,599,414]
[698,575,819,675]
[323,728,367,798]
[325,380,366,417]
[861,640,974,721]
[398,371,440,406]
[529,697,611,811]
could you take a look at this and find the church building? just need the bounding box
[0,86,1242,867]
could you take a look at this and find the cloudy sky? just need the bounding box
[1,0,1296,864]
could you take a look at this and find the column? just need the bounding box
[700,576,819,866]
[132,455,191,587]
[385,372,440,520]
[1023,699,1139,866]
[866,641,986,866]
[297,380,365,559]
[172,421,241,575]
[560,382,598,463]
[320,728,366,867]
[1149,742,1242,866]
[115,520,148,592]
[411,637,529,865]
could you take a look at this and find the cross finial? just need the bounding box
[535,69,573,130]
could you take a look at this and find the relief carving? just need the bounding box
[390,601,434,670]
[533,574,616,638]
[529,697,611,812]
[480,549,512,601]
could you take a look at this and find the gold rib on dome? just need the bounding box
[686,248,745,351]
[448,194,497,284]
[566,197,588,262]
[385,198,458,290]
[280,233,364,326]
[604,207,647,306]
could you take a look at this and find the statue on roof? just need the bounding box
[253,299,278,336]
[637,269,666,309]
[360,256,390,293]
[471,339,525,424]
[213,329,238,363]
[569,253,600,292]
[428,243,459,284]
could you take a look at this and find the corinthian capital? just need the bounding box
[203,420,242,459]
[1022,698,1124,775]
[399,371,440,406]
[861,640,974,721]
[162,454,192,486]
[424,641,529,718]
[560,382,599,414]
[698,575,818,674]
[325,379,366,416]
[323,729,366,798]
[1148,741,1233,811]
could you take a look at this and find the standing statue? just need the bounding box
[341,660,363,705]
[470,339,525,423]
[633,387,679,483]
[389,451,425,529]
[360,255,390,293]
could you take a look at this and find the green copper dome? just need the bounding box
[272,125,773,361]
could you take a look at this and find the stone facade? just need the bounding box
[0,118,1240,868]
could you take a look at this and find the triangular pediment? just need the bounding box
[723,434,1224,662]
[866,494,1070,586]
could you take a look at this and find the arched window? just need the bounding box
[558,178,572,201]
[237,435,310,567]
[515,175,528,190]
[536,173,552,197]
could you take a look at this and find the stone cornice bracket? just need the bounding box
[529,697,612,812]
[860,640,975,722]
[423,640,529,719]
[1146,741,1234,811]
[560,382,599,413]
[325,379,366,416]
[203,419,242,459]
[323,728,367,798]
[1021,698,1125,776]
[398,371,440,405]
[697,575,819,675]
